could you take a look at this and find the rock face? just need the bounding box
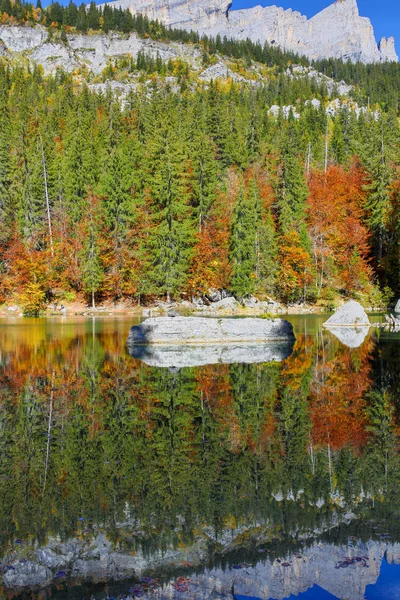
[129,341,294,367]
[127,316,295,345]
[323,300,370,328]
[394,299,400,314]
[0,25,202,75]
[97,0,398,64]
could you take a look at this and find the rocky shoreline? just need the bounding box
[1,292,391,319]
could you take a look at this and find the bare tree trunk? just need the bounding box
[92,289,95,310]
[309,442,315,475]
[43,370,55,495]
[327,443,333,493]
[324,123,329,175]
[305,142,311,175]
[40,135,54,258]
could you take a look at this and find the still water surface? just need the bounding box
[1,315,400,600]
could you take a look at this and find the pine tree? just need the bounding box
[255,210,278,297]
[80,193,103,308]
[142,97,195,300]
[276,128,309,236]
[230,182,258,299]
[361,117,395,268]
[189,109,218,232]
[99,139,138,298]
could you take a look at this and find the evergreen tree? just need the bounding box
[276,127,309,236]
[230,182,258,298]
[80,194,103,308]
[255,209,278,296]
[143,98,195,300]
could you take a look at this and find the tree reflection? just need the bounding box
[0,319,399,560]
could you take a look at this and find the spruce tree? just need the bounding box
[80,194,103,309]
[276,127,309,236]
[230,182,258,299]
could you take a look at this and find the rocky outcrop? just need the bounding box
[0,25,202,75]
[394,299,400,314]
[127,316,295,345]
[129,341,293,367]
[379,36,398,62]
[323,300,370,328]
[97,0,398,64]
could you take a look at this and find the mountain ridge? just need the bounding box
[95,0,398,63]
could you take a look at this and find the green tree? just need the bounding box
[80,194,104,308]
[230,182,258,299]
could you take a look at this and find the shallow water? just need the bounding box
[0,314,400,600]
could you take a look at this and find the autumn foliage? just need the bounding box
[307,164,373,295]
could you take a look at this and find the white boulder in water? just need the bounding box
[323,300,370,328]
[127,316,295,345]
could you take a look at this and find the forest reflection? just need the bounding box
[0,317,399,559]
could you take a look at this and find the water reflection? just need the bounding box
[128,341,294,368]
[0,316,399,600]
[326,326,370,349]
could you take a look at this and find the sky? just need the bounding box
[232,0,400,44]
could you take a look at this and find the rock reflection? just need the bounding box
[327,326,370,348]
[128,341,295,368]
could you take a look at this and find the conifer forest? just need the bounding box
[0,0,400,312]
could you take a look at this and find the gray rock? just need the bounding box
[127,316,295,345]
[0,24,47,51]
[210,297,238,312]
[129,341,294,367]
[199,62,236,81]
[205,288,232,303]
[323,301,370,328]
[394,299,400,314]
[3,561,52,589]
[96,0,397,64]
[242,295,259,307]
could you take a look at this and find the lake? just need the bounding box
[1,315,400,600]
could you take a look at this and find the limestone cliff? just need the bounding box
[97,0,398,63]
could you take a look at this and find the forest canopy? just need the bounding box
[0,2,399,310]
[0,62,399,310]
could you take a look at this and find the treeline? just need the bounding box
[0,64,399,310]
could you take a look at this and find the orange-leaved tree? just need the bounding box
[307,163,373,295]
